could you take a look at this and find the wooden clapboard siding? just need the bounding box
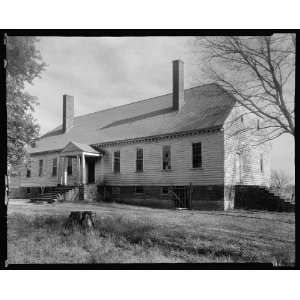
[223,104,271,186]
[20,152,78,187]
[97,131,224,186]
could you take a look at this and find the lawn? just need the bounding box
[7,199,295,265]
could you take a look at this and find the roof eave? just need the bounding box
[28,125,223,156]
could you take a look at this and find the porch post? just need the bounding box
[76,155,80,185]
[57,155,60,183]
[59,156,63,185]
[64,156,68,185]
[81,153,86,184]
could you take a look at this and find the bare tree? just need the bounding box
[193,34,295,145]
[270,169,291,192]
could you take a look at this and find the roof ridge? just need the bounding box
[74,83,215,120]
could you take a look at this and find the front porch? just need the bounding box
[58,141,103,187]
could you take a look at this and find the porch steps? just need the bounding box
[235,185,295,212]
[30,186,77,204]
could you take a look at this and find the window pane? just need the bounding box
[136,148,143,172]
[26,160,31,177]
[39,160,43,176]
[114,151,120,173]
[52,158,57,176]
[162,145,171,170]
[192,142,202,168]
[136,159,143,172]
[136,148,143,159]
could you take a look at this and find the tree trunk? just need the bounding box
[63,211,96,233]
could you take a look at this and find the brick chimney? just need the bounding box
[62,95,74,133]
[172,59,184,110]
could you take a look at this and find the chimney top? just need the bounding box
[62,95,74,133]
[172,60,184,110]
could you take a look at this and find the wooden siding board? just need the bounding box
[19,130,225,188]
[19,152,79,187]
[223,104,271,186]
[99,132,224,186]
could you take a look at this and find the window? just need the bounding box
[113,151,120,173]
[26,187,30,194]
[162,186,169,194]
[260,154,264,173]
[67,157,72,175]
[136,148,143,172]
[192,142,202,168]
[162,145,171,170]
[135,186,144,194]
[38,160,43,177]
[26,165,31,178]
[52,158,57,176]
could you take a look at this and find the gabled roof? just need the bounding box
[30,83,236,154]
[61,141,100,154]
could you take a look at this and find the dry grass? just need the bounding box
[7,200,295,265]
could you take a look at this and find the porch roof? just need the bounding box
[60,141,102,156]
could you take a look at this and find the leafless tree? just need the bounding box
[193,34,295,145]
[270,169,292,192]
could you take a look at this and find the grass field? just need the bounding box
[7,199,295,265]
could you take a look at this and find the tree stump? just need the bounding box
[63,211,96,234]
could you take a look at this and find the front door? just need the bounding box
[87,158,95,184]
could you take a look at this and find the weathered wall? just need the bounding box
[19,152,79,187]
[97,131,224,186]
[223,104,271,187]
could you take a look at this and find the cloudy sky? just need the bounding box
[25,37,294,180]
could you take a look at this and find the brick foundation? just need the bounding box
[100,185,228,210]
[9,184,239,211]
[191,185,225,210]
